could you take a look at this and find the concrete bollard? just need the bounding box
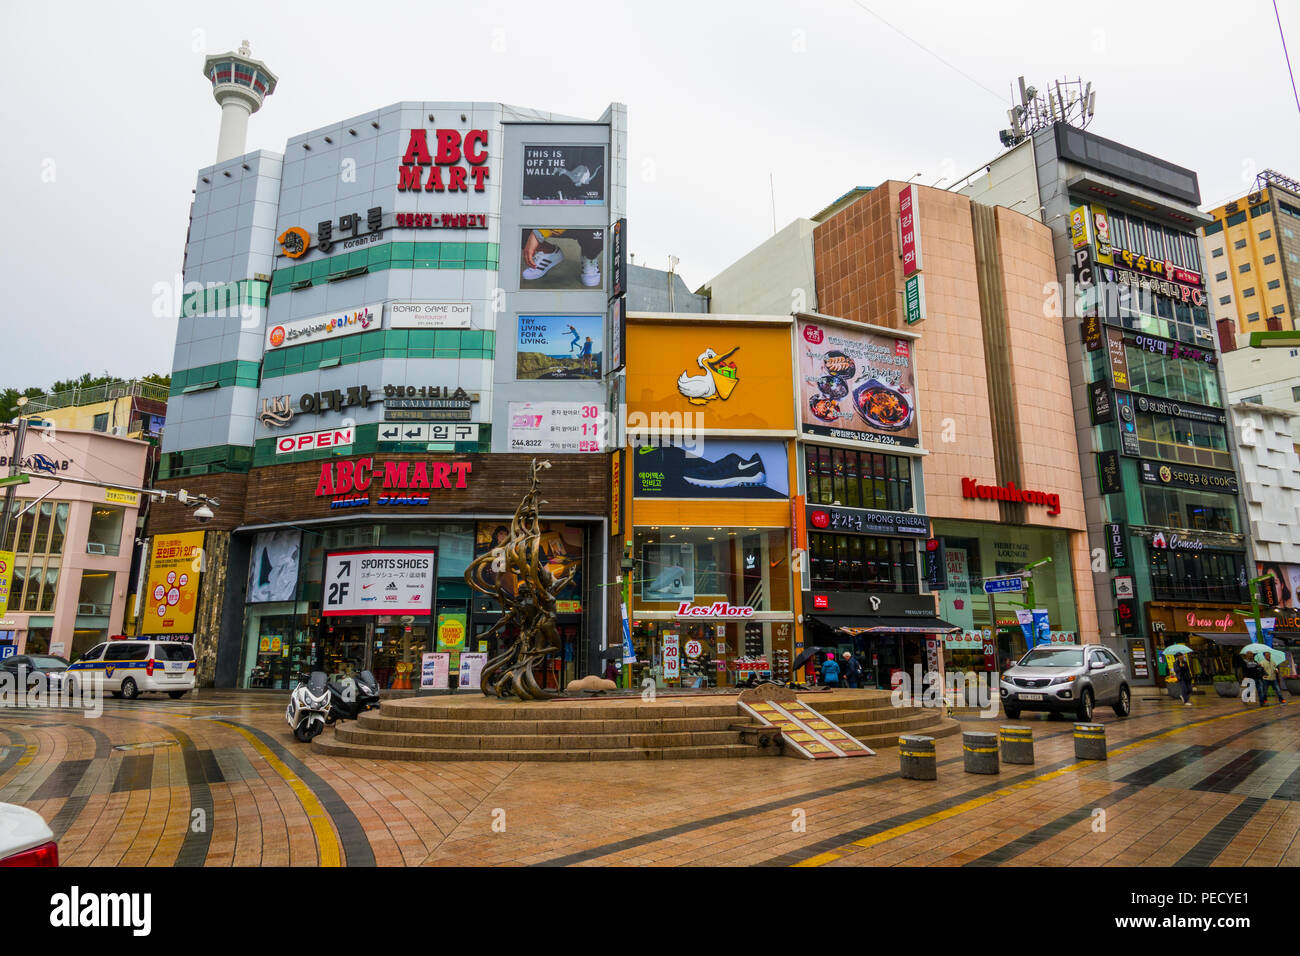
[899,734,937,780]
[962,731,1000,775]
[1074,722,1107,760]
[999,725,1035,765]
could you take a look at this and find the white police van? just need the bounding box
[64,639,196,699]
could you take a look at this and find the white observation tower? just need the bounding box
[203,41,277,163]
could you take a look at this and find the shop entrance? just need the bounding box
[316,619,368,680]
[370,622,431,690]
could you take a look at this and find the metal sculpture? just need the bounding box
[464,459,575,701]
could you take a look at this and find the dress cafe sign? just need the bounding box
[1184,611,1239,631]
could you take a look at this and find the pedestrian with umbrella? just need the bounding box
[1163,644,1194,704]
[1242,644,1286,705]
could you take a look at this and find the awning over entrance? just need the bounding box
[1195,632,1250,646]
[812,615,960,635]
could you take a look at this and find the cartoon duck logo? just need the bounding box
[676,346,740,405]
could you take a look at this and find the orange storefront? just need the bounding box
[621,314,800,688]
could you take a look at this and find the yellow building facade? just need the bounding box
[1202,180,1300,335]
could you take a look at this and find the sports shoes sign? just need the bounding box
[323,549,437,617]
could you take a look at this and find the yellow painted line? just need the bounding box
[15,744,37,768]
[218,722,342,868]
[796,706,1264,866]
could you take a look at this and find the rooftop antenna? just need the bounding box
[998,75,1095,150]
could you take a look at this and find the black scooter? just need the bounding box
[324,669,381,724]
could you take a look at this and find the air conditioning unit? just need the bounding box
[1196,328,1214,342]
[86,543,106,555]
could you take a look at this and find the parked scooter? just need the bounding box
[286,671,331,742]
[325,670,380,724]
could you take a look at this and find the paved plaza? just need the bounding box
[2,689,1298,867]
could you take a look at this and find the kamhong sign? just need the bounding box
[314,456,473,509]
[960,477,1061,516]
[397,128,490,193]
[674,602,754,618]
[274,426,355,455]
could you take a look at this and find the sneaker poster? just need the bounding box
[521,145,605,204]
[632,441,788,500]
[519,227,605,290]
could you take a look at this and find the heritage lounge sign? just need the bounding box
[315,456,473,509]
[960,477,1061,516]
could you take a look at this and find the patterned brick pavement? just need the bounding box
[2,689,1297,866]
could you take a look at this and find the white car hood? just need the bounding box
[0,802,54,859]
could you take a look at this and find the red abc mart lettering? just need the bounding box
[314,457,473,504]
[397,129,490,192]
[675,601,754,618]
[960,477,1061,516]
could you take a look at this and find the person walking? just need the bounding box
[820,653,841,689]
[1174,653,1193,706]
[842,651,863,689]
[1243,652,1266,706]
[1260,653,1287,704]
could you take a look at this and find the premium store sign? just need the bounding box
[314,456,473,509]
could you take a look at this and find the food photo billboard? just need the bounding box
[796,319,919,448]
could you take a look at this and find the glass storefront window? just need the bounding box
[808,532,918,593]
[627,619,795,689]
[1148,549,1249,604]
[633,527,791,612]
[805,445,912,511]
[1135,412,1232,471]
[1141,486,1240,534]
[86,506,124,557]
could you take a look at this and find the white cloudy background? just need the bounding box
[2,0,1297,384]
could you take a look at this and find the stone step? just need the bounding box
[854,716,963,750]
[352,712,744,736]
[379,700,741,720]
[334,724,747,751]
[836,711,951,737]
[313,736,773,762]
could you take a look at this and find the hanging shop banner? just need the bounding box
[1089,382,1113,425]
[1114,392,1141,457]
[519,228,605,291]
[266,303,382,351]
[621,603,635,663]
[610,450,623,539]
[1015,609,1035,648]
[507,401,606,453]
[517,314,604,380]
[1106,327,1130,388]
[899,184,923,277]
[247,529,301,604]
[626,319,795,432]
[608,296,625,373]
[1106,521,1130,570]
[437,612,467,670]
[1097,450,1122,495]
[142,531,205,635]
[633,440,789,500]
[640,542,696,603]
[322,549,436,617]
[1091,206,1114,263]
[904,273,926,325]
[1138,460,1239,495]
[458,652,488,689]
[937,547,974,633]
[1069,205,1091,249]
[1116,598,1139,636]
[609,219,627,300]
[522,145,605,205]
[388,302,472,330]
[1032,609,1051,646]
[420,652,450,691]
[0,550,14,617]
[797,319,918,447]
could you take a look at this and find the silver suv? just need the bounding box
[999,644,1131,721]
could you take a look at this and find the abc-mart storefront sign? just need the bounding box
[315,456,473,509]
[266,303,382,351]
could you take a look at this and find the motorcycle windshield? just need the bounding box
[307,672,328,695]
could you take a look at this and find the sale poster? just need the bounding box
[937,548,973,632]
[143,531,205,635]
[663,632,680,680]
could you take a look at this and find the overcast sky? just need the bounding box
[3,0,1297,386]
